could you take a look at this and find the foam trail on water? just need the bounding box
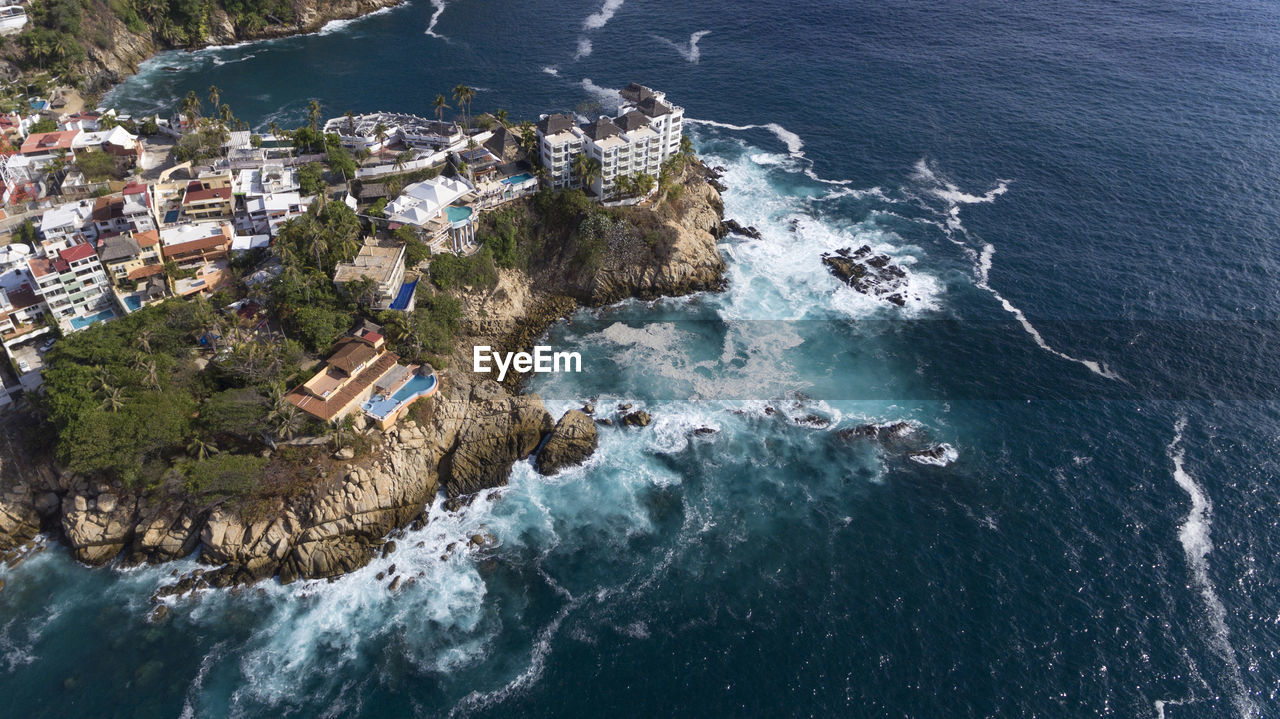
[975,244,1121,380]
[583,0,625,29]
[542,66,559,76]
[686,118,851,186]
[425,0,449,39]
[653,30,712,63]
[318,5,395,35]
[1167,418,1257,719]
[573,38,594,60]
[912,158,1119,380]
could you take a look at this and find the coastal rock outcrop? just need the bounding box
[441,381,552,497]
[821,245,912,307]
[60,484,140,565]
[536,410,599,475]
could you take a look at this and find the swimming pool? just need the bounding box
[392,372,437,402]
[69,309,116,330]
[445,205,472,223]
[361,372,438,421]
[122,295,142,312]
[389,279,416,311]
[502,173,535,185]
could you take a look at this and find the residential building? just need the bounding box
[535,113,581,189]
[535,84,685,199]
[159,223,232,296]
[384,176,475,252]
[243,191,312,237]
[0,282,45,338]
[98,229,164,286]
[27,242,114,332]
[285,330,402,422]
[18,130,79,164]
[323,112,463,153]
[39,199,96,254]
[180,178,235,223]
[332,239,408,310]
[91,186,156,238]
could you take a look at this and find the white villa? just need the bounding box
[324,112,464,153]
[535,83,685,199]
[384,176,476,253]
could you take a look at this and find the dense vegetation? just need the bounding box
[39,299,307,492]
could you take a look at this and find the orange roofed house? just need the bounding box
[286,330,401,423]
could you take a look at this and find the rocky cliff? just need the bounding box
[5,0,403,96]
[0,164,727,586]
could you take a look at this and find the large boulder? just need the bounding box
[537,410,599,475]
[278,537,376,584]
[60,487,139,565]
[442,381,552,497]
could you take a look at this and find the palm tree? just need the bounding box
[518,121,536,155]
[100,386,124,412]
[272,405,301,441]
[495,109,509,127]
[181,90,201,130]
[615,174,634,199]
[137,329,153,354]
[307,99,321,132]
[187,436,219,460]
[433,94,449,125]
[382,311,410,342]
[207,85,220,113]
[452,84,475,133]
[573,154,601,194]
[344,110,356,136]
[373,121,388,150]
[268,120,280,139]
[635,172,656,197]
[141,360,160,390]
[220,104,233,127]
[394,149,414,172]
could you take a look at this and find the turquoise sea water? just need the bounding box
[5,0,1280,716]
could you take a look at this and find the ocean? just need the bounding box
[5,0,1279,716]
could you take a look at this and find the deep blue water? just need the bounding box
[4,0,1280,716]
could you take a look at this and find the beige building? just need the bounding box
[333,239,408,310]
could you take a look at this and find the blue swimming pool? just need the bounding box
[69,309,116,330]
[445,205,472,223]
[362,372,438,420]
[389,279,417,311]
[392,373,437,402]
[122,295,142,312]
[502,173,535,185]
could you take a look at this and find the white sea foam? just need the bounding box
[974,243,1120,379]
[573,37,594,60]
[425,0,449,39]
[687,117,851,186]
[579,78,621,110]
[908,443,958,467]
[583,0,625,30]
[318,5,395,36]
[653,30,712,63]
[910,158,1119,380]
[1167,418,1257,719]
[542,66,559,76]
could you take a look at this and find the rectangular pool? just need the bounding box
[69,309,116,330]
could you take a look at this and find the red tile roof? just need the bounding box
[59,243,98,262]
[184,186,232,203]
[19,130,77,155]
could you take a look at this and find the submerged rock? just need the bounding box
[821,245,912,306]
[537,410,599,475]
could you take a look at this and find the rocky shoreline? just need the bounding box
[0,162,728,592]
[4,0,405,96]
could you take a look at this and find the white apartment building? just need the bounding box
[535,84,685,198]
[39,199,97,254]
[27,242,114,332]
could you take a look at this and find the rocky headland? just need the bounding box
[0,0,404,95]
[0,161,728,590]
